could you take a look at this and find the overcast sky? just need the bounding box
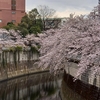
[26,0,98,17]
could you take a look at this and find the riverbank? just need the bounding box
[61,71,100,100]
[0,50,50,82]
[0,67,49,82]
[0,71,62,100]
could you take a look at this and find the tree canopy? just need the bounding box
[38,5,56,30]
[18,8,43,37]
[38,5,100,79]
[3,8,43,37]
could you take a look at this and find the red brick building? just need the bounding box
[0,0,25,27]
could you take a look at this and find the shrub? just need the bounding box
[29,26,41,35]
[3,22,17,30]
[30,46,39,53]
[15,46,23,51]
[9,46,23,52]
[18,22,28,29]
[20,28,29,37]
[9,47,15,52]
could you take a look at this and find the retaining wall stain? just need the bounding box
[0,51,41,81]
[63,71,100,100]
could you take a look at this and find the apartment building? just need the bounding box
[0,0,25,27]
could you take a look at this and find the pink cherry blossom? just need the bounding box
[38,4,100,79]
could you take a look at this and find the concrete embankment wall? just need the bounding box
[61,71,100,100]
[0,51,48,81]
[64,62,100,88]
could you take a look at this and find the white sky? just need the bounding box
[26,0,98,17]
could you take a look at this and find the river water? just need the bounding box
[0,72,62,100]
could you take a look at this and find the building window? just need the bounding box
[0,19,2,23]
[21,11,25,13]
[12,20,16,23]
[12,11,16,14]
[11,0,16,10]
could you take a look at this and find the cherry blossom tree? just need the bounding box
[38,5,100,79]
[0,29,41,51]
[1,5,100,80]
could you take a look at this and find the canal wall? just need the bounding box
[62,62,100,100]
[61,77,85,100]
[0,51,48,81]
[64,62,100,88]
[62,71,100,100]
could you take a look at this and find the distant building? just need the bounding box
[45,18,67,30]
[0,0,25,27]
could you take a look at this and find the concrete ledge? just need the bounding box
[0,68,49,82]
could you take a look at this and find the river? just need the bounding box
[0,72,62,100]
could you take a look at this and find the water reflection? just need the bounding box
[61,79,85,100]
[0,72,62,100]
